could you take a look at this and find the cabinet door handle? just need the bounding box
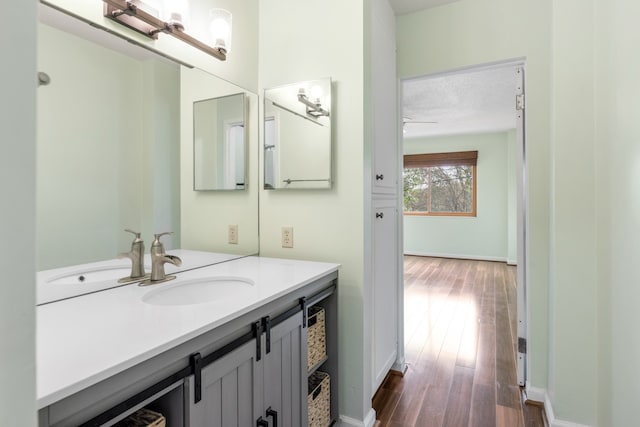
[376,174,384,181]
[257,416,269,427]
[266,407,278,427]
[376,212,384,219]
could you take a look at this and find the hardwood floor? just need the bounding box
[372,256,543,427]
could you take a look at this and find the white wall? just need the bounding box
[37,23,180,270]
[403,132,516,262]
[396,0,553,408]
[180,67,259,255]
[258,0,367,422]
[1,1,36,425]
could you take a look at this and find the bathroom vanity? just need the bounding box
[36,256,339,427]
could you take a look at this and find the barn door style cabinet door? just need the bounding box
[186,312,306,427]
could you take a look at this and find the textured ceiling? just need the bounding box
[402,66,518,139]
[388,0,460,15]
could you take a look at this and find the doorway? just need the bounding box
[398,60,528,388]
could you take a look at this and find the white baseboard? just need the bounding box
[525,383,593,427]
[340,409,377,427]
[404,251,507,263]
[507,258,518,266]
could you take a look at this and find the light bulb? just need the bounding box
[165,0,189,30]
[210,9,232,53]
[310,85,323,103]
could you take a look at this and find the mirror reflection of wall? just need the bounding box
[193,93,246,191]
[180,68,260,256]
[37,4,259,271]
[263,78,332,190]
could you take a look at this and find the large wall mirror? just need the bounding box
[194,93,246,191]
[264,78,332,189]
[37,3,259,271]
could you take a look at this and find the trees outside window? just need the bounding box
[403,151,477,217]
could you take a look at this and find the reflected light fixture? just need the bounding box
[298,88,330,118]
[165,0,189,30]
[209,9,232,54]
[103,0,227,61]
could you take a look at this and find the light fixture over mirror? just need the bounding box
[103,0,230,61]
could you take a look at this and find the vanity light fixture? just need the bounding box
[102,0,227,61]
[297,88,330,118]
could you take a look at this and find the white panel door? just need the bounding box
[372,198,398,392]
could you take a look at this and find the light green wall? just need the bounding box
[140,61,182,250]
[36,23,180,270]
[258,0,367,421]
[180,67,259,255]
[549,1,598,424]
[398,1,614,425]
[403,132,516,262]
[397,0,553,407]
[1,1,36,426]
[507,130,517,264]
[596,0,640,425]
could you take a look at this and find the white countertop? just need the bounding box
[36,256,339,408]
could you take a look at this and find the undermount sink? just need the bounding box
[141,277,255,306]
[46,265,150,286]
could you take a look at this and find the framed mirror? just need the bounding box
[263,78,332,190]
[193,93,247,191]
[37,3,259,271]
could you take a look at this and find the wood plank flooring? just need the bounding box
[372,256,543,427]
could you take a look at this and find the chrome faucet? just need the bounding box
[118,229,147,283]
[142,232,182,285]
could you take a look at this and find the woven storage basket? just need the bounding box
[307,305,327,371]
[114,408,166,427]
[308,371,331,427]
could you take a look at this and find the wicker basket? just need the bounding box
[308,371,331,427]
[114,408,166,427]
[307,306,327,371]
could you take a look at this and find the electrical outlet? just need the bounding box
[228,224,238,244]
[282,226,293,248]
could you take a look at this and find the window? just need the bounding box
[403,151,477,216]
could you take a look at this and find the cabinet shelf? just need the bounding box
[307,354,329,377]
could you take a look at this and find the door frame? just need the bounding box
[395,58,529,386]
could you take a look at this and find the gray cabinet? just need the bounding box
[186,312,305,427]
[38,274,337,427]
[186,339,260,427]
[262,313,306,427]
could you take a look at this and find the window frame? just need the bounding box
[403,151,478,217]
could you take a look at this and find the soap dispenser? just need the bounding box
[118,229,147,282]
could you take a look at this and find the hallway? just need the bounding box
[372,256,539,427]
